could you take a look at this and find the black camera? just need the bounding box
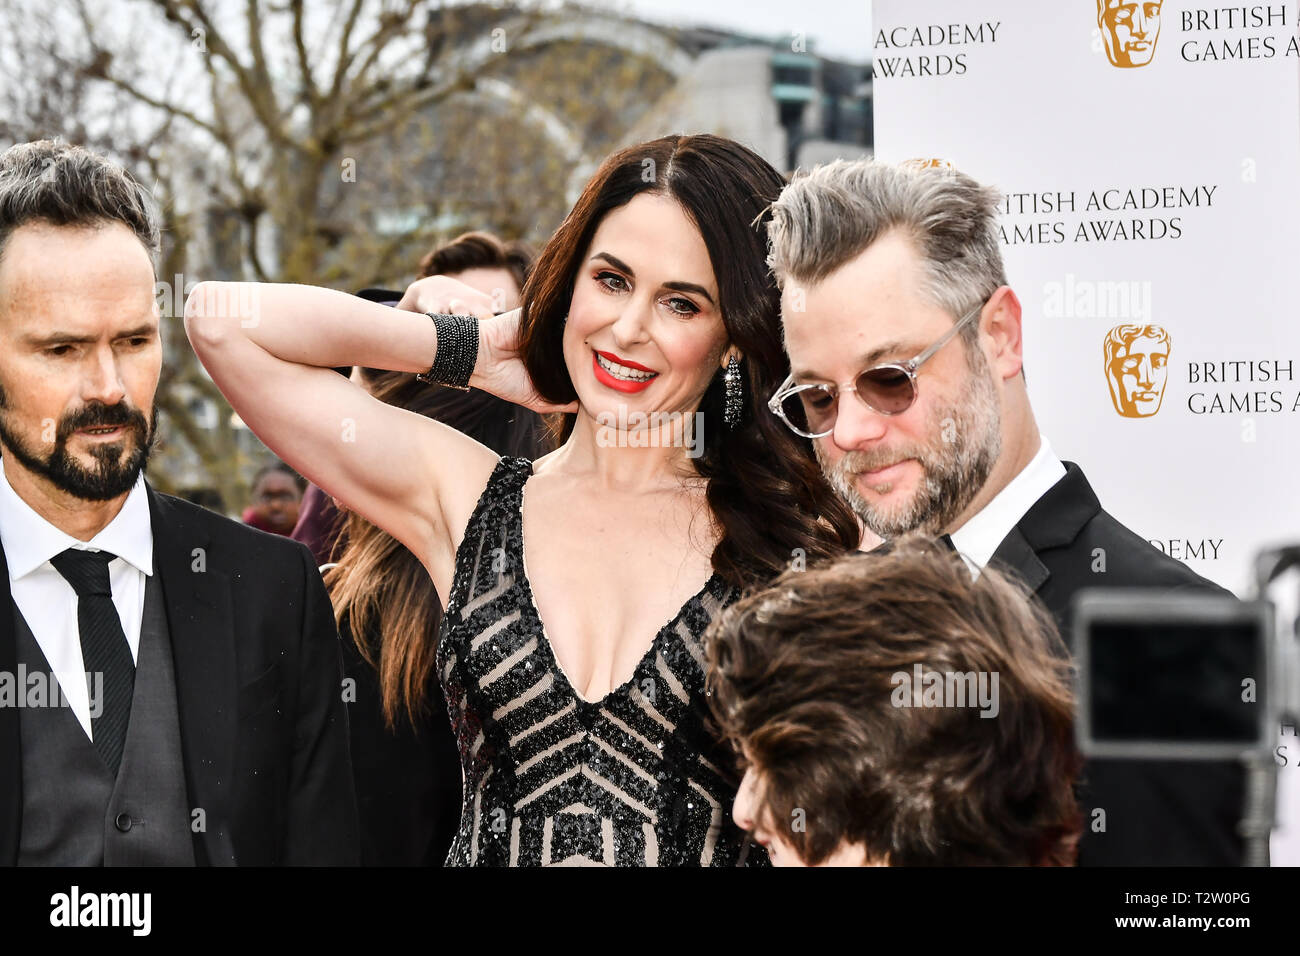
[1073,545,1300,866]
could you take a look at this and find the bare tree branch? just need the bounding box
[155,0,288,146]
[73,0,223,138]
[289,0,318,111]
[241,0,278,127]
[328,0,370,103]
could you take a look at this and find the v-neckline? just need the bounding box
[516,465,720,708]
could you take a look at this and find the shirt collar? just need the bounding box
[0,457,153,581]
[948,435,1067,572]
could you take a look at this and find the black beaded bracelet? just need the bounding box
[416,312,479,391]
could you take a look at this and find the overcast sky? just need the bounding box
[603,0,871,63]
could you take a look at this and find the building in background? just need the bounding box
[73,4,873,507]
[626,23,871,174]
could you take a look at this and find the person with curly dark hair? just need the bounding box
[416,230,535,301]
[185,134,860,866]
[706,536,1083,867]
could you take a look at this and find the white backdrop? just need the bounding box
[871,0,1300,597]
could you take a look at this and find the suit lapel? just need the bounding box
[988,525,1050,593]
[147,485,238,865]
[1017,463,1101,550]
[989,462,1102,598]
[0,542,20,865]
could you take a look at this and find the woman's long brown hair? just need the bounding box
[518,134,862,590]
[323,373,549,726]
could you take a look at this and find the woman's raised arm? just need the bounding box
[183,280,500,584]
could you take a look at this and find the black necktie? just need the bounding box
[50,548,135,776]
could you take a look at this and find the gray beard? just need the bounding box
[817,360,1002,539]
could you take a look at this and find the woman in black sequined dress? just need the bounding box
[186,134,861,866]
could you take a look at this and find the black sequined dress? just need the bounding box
[437,457,764,866]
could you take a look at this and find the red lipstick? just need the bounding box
[594,350,655,372]
[592,349,658,394]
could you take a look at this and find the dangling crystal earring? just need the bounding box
[724,354,743,430]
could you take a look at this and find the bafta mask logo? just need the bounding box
[1098,0,1163,68]
[901,158,956,171]
[1104,324,1170,418]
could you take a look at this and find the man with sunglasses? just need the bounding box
[764,158,1245,867]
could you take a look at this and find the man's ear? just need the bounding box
[980,286,1023,381]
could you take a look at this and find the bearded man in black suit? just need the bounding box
[765,158,1246,866]
[0,140,358,865]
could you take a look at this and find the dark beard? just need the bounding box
[0,390,156,502]
[818,352,1002,539]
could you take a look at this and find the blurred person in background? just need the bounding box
[707,537,1083,867]
[241,460,302,535]
[416,230,535,298]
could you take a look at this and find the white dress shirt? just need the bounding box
[948,435,1067,576]
[0,457,153,740]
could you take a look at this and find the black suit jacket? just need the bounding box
[989,461,1245,866]
[0,485,360,865]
